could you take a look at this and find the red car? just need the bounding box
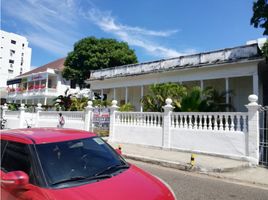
[1,128,176,200]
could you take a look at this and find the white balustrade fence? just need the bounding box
[170,112,248,132]
[109,95,261,165]
[115,112,162,127]
[1,95,261,165]
[1,102,93,131]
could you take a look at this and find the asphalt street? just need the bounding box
[129,160,268,200]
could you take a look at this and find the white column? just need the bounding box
[19,104,26,128]
[253,74,259,96]
[245,94,261,165]
[35,103,42,127]
[44,97,47,106]
[200,80,204,91]
[45,74,48,93]
[84,101,93,131]
[108,100,119,142]
[39,80,41,91]
[225,78,229,104]
[113,88,116,100]
[162,98,174,149]
[101,89,104,101]
[140,85,144,112]
[2,104,8,119]
[125,87,128,103]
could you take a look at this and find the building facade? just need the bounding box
[87,39,268,112]
[5,58,80,107]
[0,30,32,100]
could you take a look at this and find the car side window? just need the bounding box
[1,141,34,183]
[1,140,7,159]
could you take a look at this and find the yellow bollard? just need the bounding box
[190,154,195,166]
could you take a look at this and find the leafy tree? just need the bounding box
[251,0,268,59]
[251,0,268,35]
[70,97,89,111]
[53,89,73,111]
[141,83,234,112]
[119,103,135,112]
[141,83,187,112]
[202,87,235,112]
[180,87,206,112]
[8,103,19,111]
[92,99,112,108]
[261,40,268,61]
[63,37,138,87]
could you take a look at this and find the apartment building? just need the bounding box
[0,30,32,101]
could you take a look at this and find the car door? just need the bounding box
[0,140,42,200]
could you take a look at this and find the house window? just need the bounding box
[8,69,14,74]
[9,59,14,64]
[11,40,16,44]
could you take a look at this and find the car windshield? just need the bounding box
[36,137,128,188]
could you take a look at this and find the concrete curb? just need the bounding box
[123,153,251,173]
[200,172,268,189]
[125,154,268,188]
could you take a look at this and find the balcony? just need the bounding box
[7,85,58,98]
[6,72,59,99]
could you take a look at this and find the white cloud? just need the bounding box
[3,0,196,59]
[3,0,78,56]
[85,8,194,58]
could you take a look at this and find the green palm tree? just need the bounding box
[70,97,89,111]
[180,87,205,112]
[53,89,73,111]
[202,87,235,112]
[141,83,187,112]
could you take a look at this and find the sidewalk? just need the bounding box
[108,142,268,188]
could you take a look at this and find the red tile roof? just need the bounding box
[18,57,65,77]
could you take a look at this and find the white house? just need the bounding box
[0,30,32,100]
[87,39,268,112]
[5,58,81,106]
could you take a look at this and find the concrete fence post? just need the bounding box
[84,101,93,131]
[19,104,26,128]
[2,103,8,118]
[108,100,119,142]
[35,103,43,127]
[245,94,261,165]
[162,98,174,149]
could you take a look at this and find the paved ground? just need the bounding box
[131,160,268,200]
[109,142,268,187]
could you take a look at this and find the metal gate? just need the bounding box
[259,106,268,167]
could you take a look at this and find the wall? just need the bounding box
[170,129,245,157]
[113,125,162,147]
[108,96,260,164]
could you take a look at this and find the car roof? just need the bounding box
[0,128,96,144]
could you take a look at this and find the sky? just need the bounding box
[1,0,266,68]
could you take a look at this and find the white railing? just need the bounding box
[5,111,20,118]
[109,96,261,164]
[39,111,85,120]
[115,112,162,127]
[171,112,248,132]
[114,111,248,132]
